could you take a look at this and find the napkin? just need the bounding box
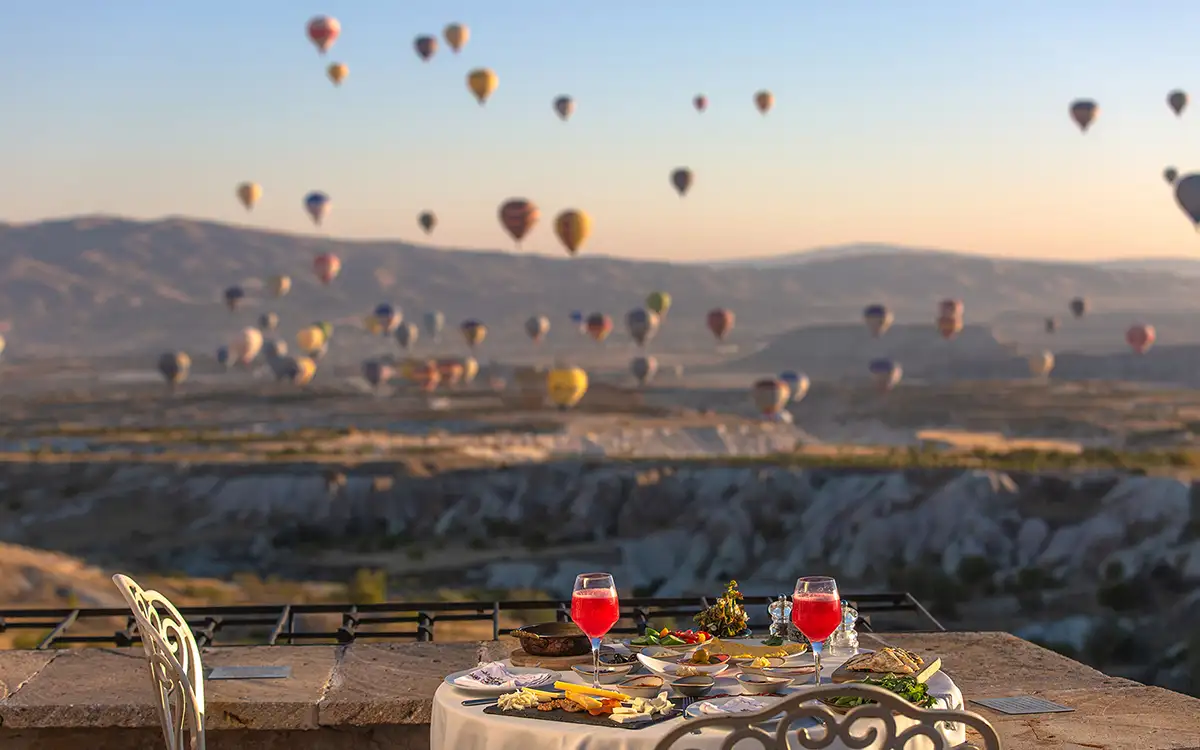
[453,662,553,690]
[698,696,766,715]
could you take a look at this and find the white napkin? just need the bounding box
[453,662,553,690]
[699,697,766,715]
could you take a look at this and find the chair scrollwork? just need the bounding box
[653,682,1001,750]
[112,574,206,750]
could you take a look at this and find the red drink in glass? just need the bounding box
[792,593,842,642]
[571,588,620,639]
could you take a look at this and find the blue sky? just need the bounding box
[4,0,1200,260]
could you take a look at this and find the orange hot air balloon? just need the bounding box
[411,360,442,392]
[754,90,774,115]
[461,319,487,348]
[444,23,469,53]
[414,35,438,61]
[313,253,341,284]
[1069,99,1098,132]
[707,308,734,341]
[307,16,341,54]
[236,182,262,211]
[327,63,348,85]
[585,313,613,342]
[467,68,498,105]
[1126,324,1155,355]
[752,378,790,418]
[694,94,708,112]
[554,209,591,255]
[436,358,465,386]
[499,199,539,245]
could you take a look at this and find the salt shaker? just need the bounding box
[767,596,791,640]
[826,601,859,655]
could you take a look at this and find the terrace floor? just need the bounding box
[0,632,1195,749]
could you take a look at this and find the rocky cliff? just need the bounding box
[0,460,1196,693]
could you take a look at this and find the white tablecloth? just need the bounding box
[431,651,967,750]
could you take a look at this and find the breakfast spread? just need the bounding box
[495,682,675,724]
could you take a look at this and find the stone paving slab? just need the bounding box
[0,650,57,701]
[203,645,340,730]
[0,648,156,728]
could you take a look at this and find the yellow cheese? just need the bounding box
[553,681,627,700]
[570,693,604,711]
[525,688,562,702]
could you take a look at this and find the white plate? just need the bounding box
[443,666,558,696]
[638,653,729,677]
[714,638,810,663]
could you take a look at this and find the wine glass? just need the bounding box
[792,576,842,685]
[571,573,620,688]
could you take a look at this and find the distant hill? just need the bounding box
[2,216,1200,359]
[1095,258,1200,277]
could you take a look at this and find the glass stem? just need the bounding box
[590,637,602,689]
[812,641,823,685]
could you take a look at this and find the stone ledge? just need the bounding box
[0,634,1194,750]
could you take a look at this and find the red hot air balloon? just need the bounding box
[585,313,613,342]
[307,16,341,54]
[1126,324,1156,355]
[498,199,540,246]
[313,253,341,285]
[693,95,708,113]
[707,308,734,341]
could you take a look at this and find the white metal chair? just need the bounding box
[653,682,1002,750]
[113,574,206,750]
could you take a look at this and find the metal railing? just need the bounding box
[0,593,943,650]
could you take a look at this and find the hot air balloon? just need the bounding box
[362,360,394,388]
[937,314,963,340]
[671,168,693,197]
[1028,351,1055,378]
[631,356,658,386]
[374,303,400,328]
[547,367,589,409]
[286,356,317,385]
[268,275,291,297]
[296,325,326,354]
[414,35,438,61]
[327,63,348,86]
[436,358,465,387]
[754,90,774,115]
[525,315,550,343]
[752,378,789,418]
[410,360,441,392]
[499,199,539,245]
[424,311,445,341]
[1165,167,1179,185]
[1044,317,1058,334]
[554,209,591,255]
[444,23,469,52]
[585,313,613,342]
[313,253,341,284]
[938,299,964,320]
[707,308,734,341]
[258,312,279,332]
[1174,173,1200,228]
[264,340,289,380]
[1070,297,1088,318]
[569,310,585,332]
[694,95,708,113]
[863,304,894,338]
[868,359,902,392]
[1127,324,1156,355]
[314,321,334,342]
[467,68,498,105]
[307,16,341,54]
[1169,90,1188,117]
[233,327,263,365]
[223,285,245,311]
[216,345,230,370]
[304,191,331,225]
[626,308,660,346]
[363,314,384,336]
[419,211,437,235]
[236,182,262,211]
[461,356,479,384]
[1069,99,1098,132]
[461,319,487,348]
[395,322,419,350]
[779,370,810,404]
[0,334,6,358]
[646,291,672,317]
[158,352,190,387]
[553,95,575,121]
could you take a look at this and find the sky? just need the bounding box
[5,1,1200,261]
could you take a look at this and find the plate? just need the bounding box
[829,649,941,685]
[683,695,794,720]
[707,638,809,662]
[443,665,558,696]
[637,653,729,677]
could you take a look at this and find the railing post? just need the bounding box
[417,611,434,641]
[492,602,500,640]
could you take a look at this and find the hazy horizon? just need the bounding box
[6,2,1200,261]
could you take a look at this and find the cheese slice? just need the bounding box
[610,712,653,724]
[568,693,604,711]
[525,688,563,702]
[553,682,628,700]
[915,658,942,684]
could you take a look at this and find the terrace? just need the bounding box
[0,597,1196,748]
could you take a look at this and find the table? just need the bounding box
[431,650,967,750]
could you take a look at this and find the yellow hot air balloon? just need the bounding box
[327,63,348,86]
[0,334,7,357]
[461,356,479,384]
[363,314,384,336]
[268,274,292,297]
[754,90,774,115]
[467,69,498,105]
[296,325,326,354]
[554,209,592,256]
[236,182,262,211]
[646,291,672,317]
[547,367,589,409]
[292,356,317,385]
[444,23,469,52]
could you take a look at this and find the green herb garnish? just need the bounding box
[827,674,938,709]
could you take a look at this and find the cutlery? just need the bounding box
[462,697,499,706]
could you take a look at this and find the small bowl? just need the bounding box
[571,663,634,684]
[754,665,817,684]
[670,675,716,698]
[735,656,787,672]
[735,673,790,695]
[617,675,665,699]
[597,648,636,666]
[640,646,686,661]
[680,653,730,667]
